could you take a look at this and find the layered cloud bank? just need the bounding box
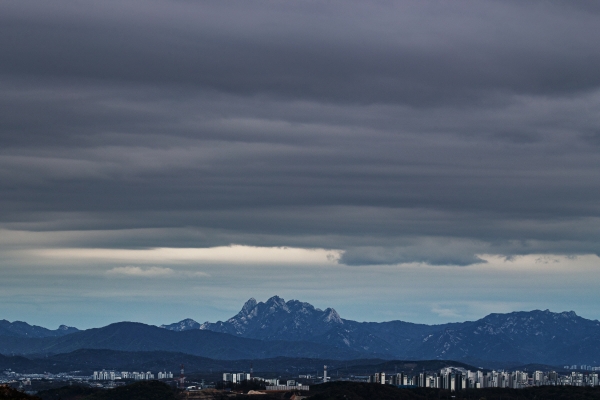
[1,0,600,326]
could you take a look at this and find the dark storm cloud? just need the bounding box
[2,1,600,106]
[2,0,600,266]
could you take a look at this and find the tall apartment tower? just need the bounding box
[323,365,328,382]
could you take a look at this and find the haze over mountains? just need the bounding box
[2,296,600,367]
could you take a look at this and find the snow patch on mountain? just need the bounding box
[160,318,200,331]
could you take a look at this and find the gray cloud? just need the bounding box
[2,1,600,105]
[1,0,600,268]
[340,239,489,267]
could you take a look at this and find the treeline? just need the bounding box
[308,381,600,400]
[6,381,600,400]
[12,381,177,400]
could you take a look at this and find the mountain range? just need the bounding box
[0,321,365,360]
[161,296,600,365]
[2,296,600,366]
[0,320,78,338]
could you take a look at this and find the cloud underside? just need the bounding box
[1,0,600,267]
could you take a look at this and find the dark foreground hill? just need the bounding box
[27,381,600,400]
[307,382,428,400]
[307,382,600,400]
[0,385,40,400]
[35,385,99,400]
[36,381,176,400]
[37,382,285,400]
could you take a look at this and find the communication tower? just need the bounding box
[178,364,185,388]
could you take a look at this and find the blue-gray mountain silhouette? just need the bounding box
[0,320,78,338]
[161,296,600,365]
[2,297,600,365]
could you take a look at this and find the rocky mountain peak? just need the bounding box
[57,325,79,331]
[196,296,345,341]
[265,295,289,312]
[160,318,200,331]
[241,298,258,313]
[323,308,343,324]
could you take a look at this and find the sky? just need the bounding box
[2,0,600,329]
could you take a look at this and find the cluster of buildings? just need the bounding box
[92,370,173,381]
[6,362,600,395]
[1,370,92,394]
[222,372,310,391]
[564,364,600,371]
[222,373,250,384]
[2,370,90,383]
[367,367,600,390]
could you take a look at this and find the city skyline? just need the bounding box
[1,1,600,329]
